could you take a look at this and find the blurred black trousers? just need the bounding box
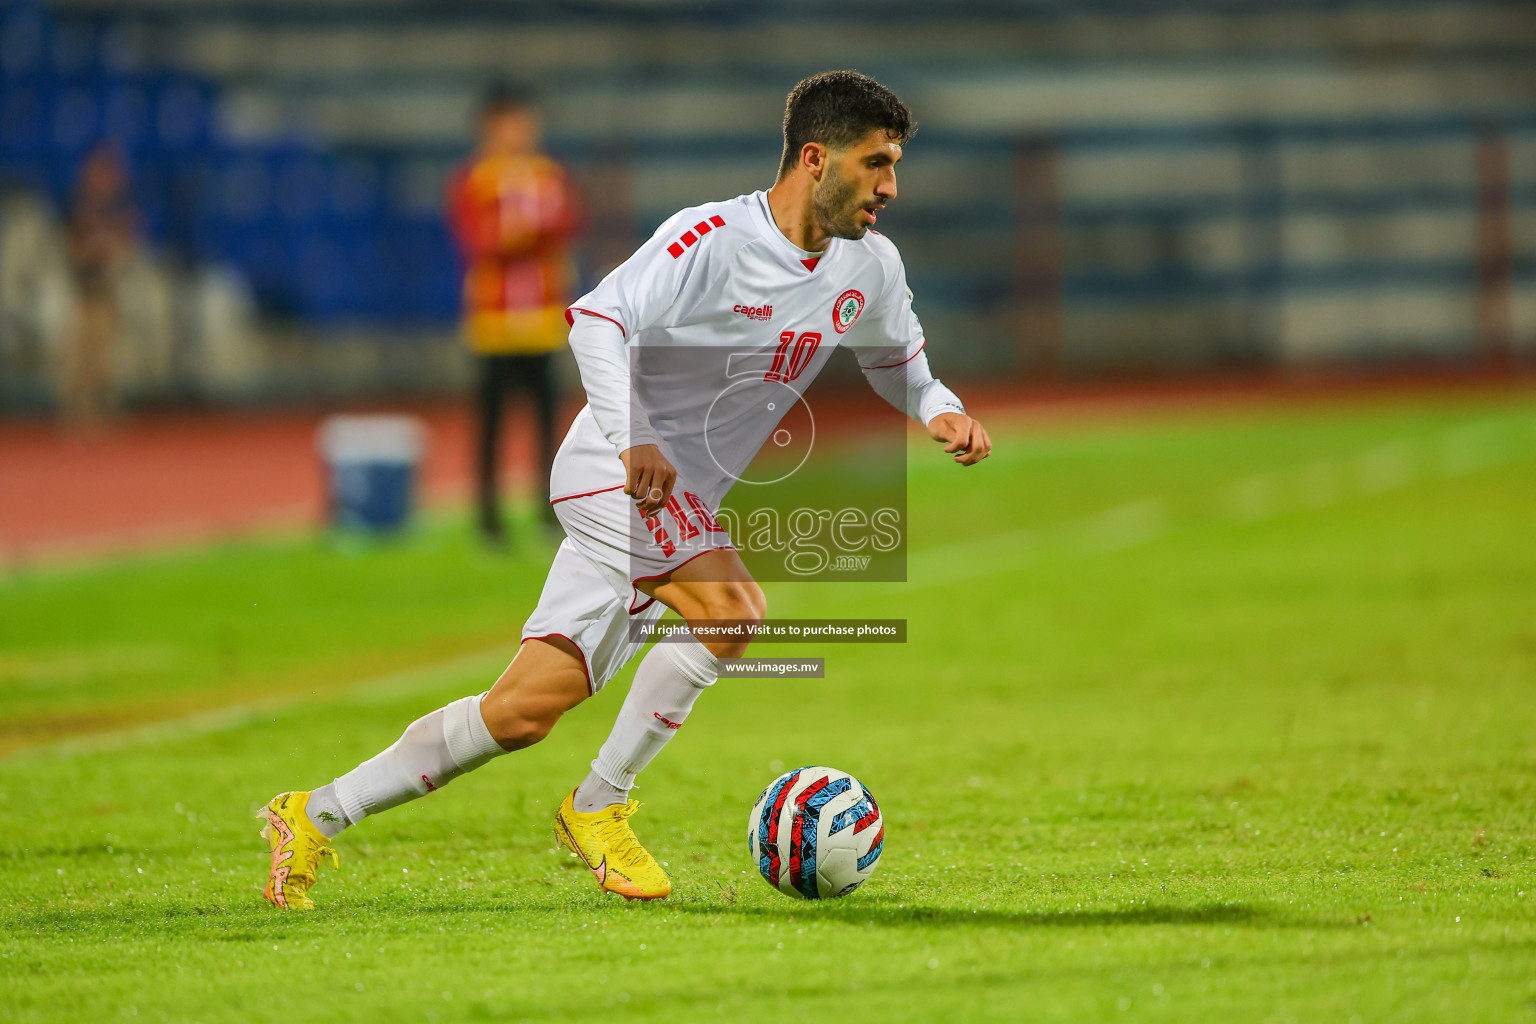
[476,352,558,536]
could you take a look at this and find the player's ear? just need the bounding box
[800,142,828,181]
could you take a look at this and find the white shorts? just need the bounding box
[521,485,734,692]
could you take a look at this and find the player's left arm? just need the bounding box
[925,408,992,467]
[853,248,992,467]
[859,345,992,466]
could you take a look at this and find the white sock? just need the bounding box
[305,783,350,838]
[321,693,505,832]
[574,633,719,812]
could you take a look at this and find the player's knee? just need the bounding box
[685,581,766,659]
[482,704,561,751]
[703,579,766,625]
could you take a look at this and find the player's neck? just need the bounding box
[480,145,535,160]
[765,181,830,253]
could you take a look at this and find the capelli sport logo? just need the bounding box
[832,289,865,334]
[734,303,773,321]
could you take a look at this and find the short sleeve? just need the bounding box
[567,208,726,337]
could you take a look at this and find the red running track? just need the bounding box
[3,368,1530,567]
[0,400,571,567]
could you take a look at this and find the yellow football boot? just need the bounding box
[554,789,672,901]
[258,791,340,911]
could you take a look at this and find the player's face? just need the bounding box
[812,130,902,241]
[481,109,539,157]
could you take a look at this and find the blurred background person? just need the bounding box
[446,83,581,548]
[61,142,136,433]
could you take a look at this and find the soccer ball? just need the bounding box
[748,766,884,899]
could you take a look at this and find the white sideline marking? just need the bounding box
[10,645,519,761]
[802,415,1534,606]
[1223,473,1279,522]
[1356,441,1416,494]
[900,526,1041,589]
[1213,420,1521,528]
[1076,498,1169,554]
[1298,459,1344,509]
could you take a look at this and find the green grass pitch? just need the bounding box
[2,391,1534,1022]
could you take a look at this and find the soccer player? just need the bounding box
[259,70,991,910]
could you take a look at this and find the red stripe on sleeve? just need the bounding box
[566,306,627,337]
[861,339,926,370]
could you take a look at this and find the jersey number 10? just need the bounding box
[765,331,821,383]
[639,490,725,558]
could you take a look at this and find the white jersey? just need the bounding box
[552,190,963,507]
[523,191,967,690]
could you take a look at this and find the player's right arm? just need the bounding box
[618,443,676,515]
[565,313,672,512]
[565,206,720,512]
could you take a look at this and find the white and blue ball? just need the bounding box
[748,766,884,899]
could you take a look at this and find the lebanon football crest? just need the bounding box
[832,289,865,334]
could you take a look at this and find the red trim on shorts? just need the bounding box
[550,484,626,505]
[565,307,627,337]
[628,596,657,616]
[626,545,738,614]
[861,338,926,370]
[631,545,737,586]
[524,633,594,695]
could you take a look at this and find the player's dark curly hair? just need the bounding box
[479,80,533,117]
[778,70,914,179]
